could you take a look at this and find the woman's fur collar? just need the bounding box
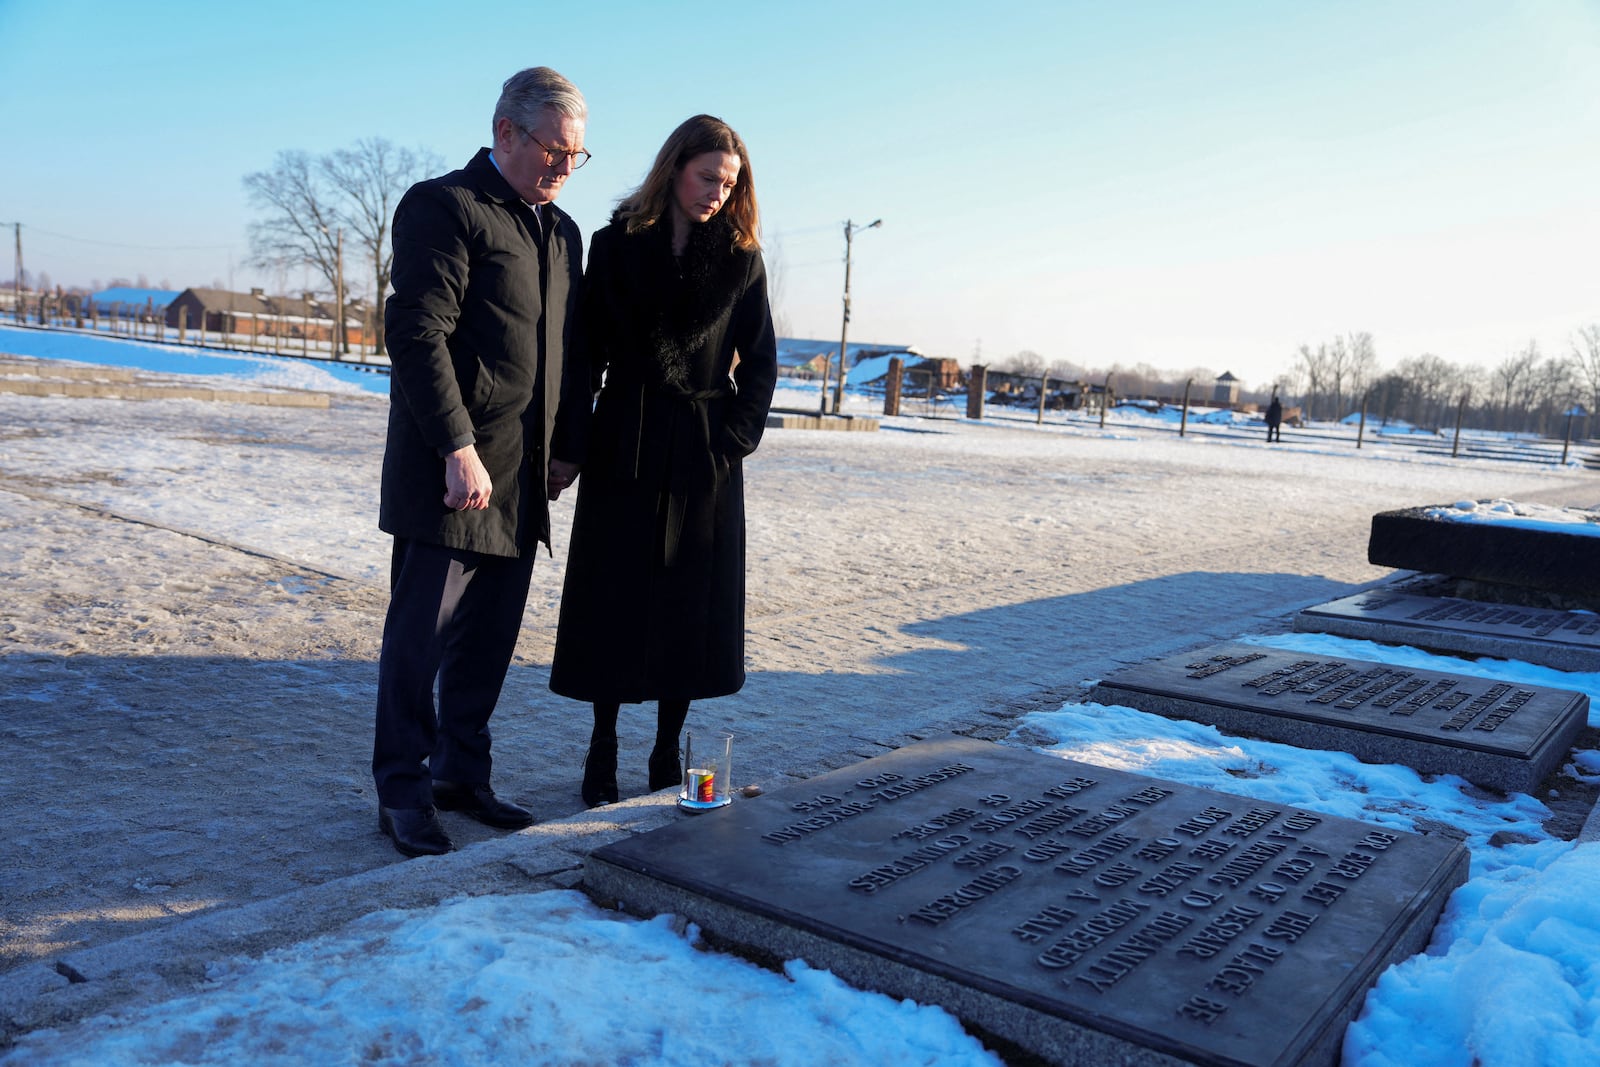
[615,212,750,388]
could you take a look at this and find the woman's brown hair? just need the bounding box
[616,114,760,251]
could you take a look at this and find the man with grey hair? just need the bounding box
[372,66,591,857]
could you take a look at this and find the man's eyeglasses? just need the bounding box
[520,127,591,169]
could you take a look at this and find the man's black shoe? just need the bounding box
[432,780,535,830]
[379,806,454,858]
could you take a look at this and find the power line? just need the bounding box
[10,223,238,252]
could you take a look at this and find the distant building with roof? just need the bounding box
[164,287,368,349]
[776,338,920,380]
[88,287,183,318]
[1212,370,1241,406]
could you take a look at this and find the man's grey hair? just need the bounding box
[493,66,586,134]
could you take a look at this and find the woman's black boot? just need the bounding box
[649,698,690,792]
[648,744,682,793]
[583,703,620,807]
[582,741,618,807]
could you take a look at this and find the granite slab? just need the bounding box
[1368,504,1600,600]
[1296,589,1600,672]
[585,736,1469,1067]
[1089,643,1588,793]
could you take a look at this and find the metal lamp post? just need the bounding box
[827,217,881,416]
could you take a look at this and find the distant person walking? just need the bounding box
[372,67,592,858]
[549,115,778,807]
[1266,394,1283,443]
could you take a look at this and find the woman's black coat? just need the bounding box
[549,213,777,702]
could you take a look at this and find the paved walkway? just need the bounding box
[3,378,1596,1048]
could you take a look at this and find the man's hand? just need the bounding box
[444,445,493,510]
[547,458,580,501]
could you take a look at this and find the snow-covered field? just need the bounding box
[3,326,1599,1066]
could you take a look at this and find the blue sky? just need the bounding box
[2,0,1597,385]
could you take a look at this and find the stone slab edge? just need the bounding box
[1292,610,1600,674]
[1086,684,1583,796]
[583,852,1194,1067]
[583,834,1468,1067]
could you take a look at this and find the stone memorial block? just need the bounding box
[1368,503,1600,601]
[585,736,1468,1067]
[1296,589,1600,673]
[1090,643,1588,794]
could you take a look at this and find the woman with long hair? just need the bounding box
[550,115,778,805]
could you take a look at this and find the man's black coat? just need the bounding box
[380,148,587,558]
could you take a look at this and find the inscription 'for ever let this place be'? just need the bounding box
[760,755,1406,1029]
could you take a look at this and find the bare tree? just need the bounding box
[1570,324,1600,418]
[1394,353,1462,429]
[1005,349,1046,377]
[322,138,443,354]
[763,231,792,339]
[1344,331,1377,408]
[1492,342,1540,431]
[1324,335,1351,417]
[1046,357,1085,381]
[1295,343,1329,421]
[245,138,440,355]
[244,150,346,310]
[1535,353,1580,435]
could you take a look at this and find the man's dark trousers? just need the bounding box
[372,537,536,809]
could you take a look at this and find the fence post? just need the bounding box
[1560,406,1586,464]
[883,356,903,416]
[967,365,986,420]
[1179,378,1193,436]
[1036,375,1050,425]
[1451,392,1469,458]
[1356,390,1368,449]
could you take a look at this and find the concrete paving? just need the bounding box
[3,374,1596,1051]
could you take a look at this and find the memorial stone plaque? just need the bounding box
[1090,643,1587,794]
[585,736,1468,1067]
[1296,589,1600,673]
[1368,504,1600,601]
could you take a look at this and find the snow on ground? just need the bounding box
[4,328,1600,1065]
[5,893,1002,1067]
[0,325,385,396]
[1024,630,1600,1067]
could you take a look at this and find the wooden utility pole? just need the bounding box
[335,227,347,356]
[13,223,22,323]
[831,218,881,415]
